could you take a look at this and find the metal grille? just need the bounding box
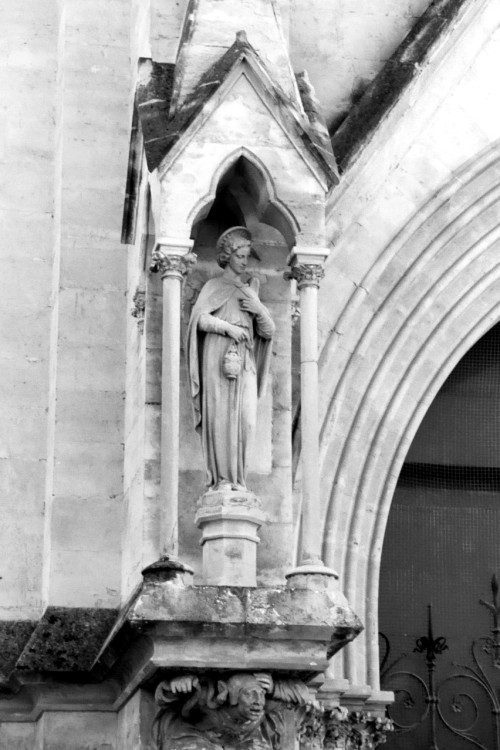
[379,322,500,749]
[381,581,500,750]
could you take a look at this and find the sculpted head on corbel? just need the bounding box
[153,672,312,750]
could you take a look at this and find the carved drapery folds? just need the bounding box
[152,672,393,750]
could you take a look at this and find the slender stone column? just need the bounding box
[150,239,197,559]
[286,247,338,578]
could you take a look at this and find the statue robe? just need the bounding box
[187,275,274,490]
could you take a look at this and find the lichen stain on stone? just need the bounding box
[225,547,243,560]
[16,607,117,672]
[331,0,471,172]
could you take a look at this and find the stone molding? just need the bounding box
[0,578,363,721]
[150,249,198,280]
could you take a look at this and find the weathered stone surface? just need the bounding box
[136,59,175,171]
[16,608,117,672]
[0,621,36,682]
[137,35,338,183]
[153,672,311,750]
[331,0,475,172]
[171,0,298,110]
[128,576,362,672]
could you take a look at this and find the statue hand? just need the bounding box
[169,675,200,694]
[253,673,273,694]
[239,296,262,315]
[226,324,250,343]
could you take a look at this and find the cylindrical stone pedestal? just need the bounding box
[195,490,265,586]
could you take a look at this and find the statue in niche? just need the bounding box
[187,227,275,492]
[153,672,312,750]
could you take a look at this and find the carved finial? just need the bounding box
[236,30,248,44]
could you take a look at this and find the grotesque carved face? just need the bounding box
[227,240,251,276]
[235,681,266,721]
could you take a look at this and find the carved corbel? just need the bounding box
[152,672,313,750]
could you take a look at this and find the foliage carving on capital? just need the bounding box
[297,703,326,750]
[150,248,198,278]
[323,709,393,750]
[153,672,313,750]
[284,264,325,289]
[131,287,146,333]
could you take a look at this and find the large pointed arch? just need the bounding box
[318,141,500,688]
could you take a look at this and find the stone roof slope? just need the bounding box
[332,0,474,173]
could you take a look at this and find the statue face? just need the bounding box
[235,682,266,721]
[227,241,251,275]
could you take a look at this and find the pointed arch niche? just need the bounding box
[143,43,335,584]
[176,154,299,584]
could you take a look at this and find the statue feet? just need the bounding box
[212,480,248,492]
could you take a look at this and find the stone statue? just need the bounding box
[187,227,275,492]
[153,672,312,750]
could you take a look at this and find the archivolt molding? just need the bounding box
[318,143,500,689]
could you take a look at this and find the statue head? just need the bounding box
[223,673,267,721]
[216,227,259,268]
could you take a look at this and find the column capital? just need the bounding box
[150,239,197,279]
[285,263,325,289]
[285,246,329,289]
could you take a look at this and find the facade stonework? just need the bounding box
[1,0,499,747]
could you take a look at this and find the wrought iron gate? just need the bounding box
[380,576,500,749]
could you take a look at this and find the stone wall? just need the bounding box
[1,1,58,622]
[2,0,500,745]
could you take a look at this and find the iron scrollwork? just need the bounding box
[381,575,500,749]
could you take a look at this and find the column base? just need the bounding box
[141,555,194,585]
[195,488,265,586]
[286,562,339,589]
